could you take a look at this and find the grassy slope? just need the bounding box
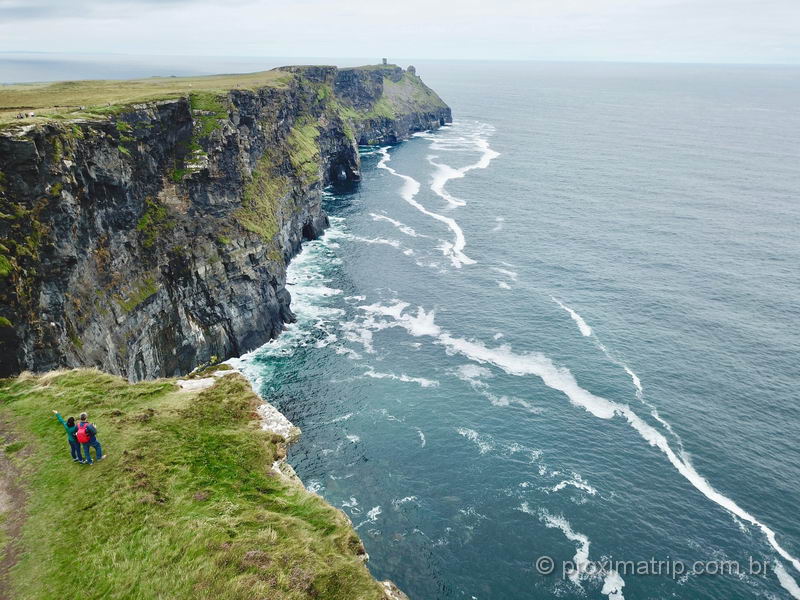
[381,72,448,117]
[0,70,289,124]
[0,369,384,600]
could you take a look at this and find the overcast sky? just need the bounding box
[0,0,798,64]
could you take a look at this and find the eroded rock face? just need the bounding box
[0,66,451,379]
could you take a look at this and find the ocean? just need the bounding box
[233,62,800,599]
[7,56,798,599]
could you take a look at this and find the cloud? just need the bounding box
[0,0,797,63]
[0,0,201,21]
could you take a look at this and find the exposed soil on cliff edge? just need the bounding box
[0,415,29,600]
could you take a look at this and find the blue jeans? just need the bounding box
[68,439,83,462]
[82,439,102,464]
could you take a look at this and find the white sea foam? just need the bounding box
[597,338,684,453]
[492,217,504,232]
[306,479,324,494]
[341,497,359,511]
[314,333,338,348]
[230,225,345,379]
[340,320,376,354]
[416,428,427,447]
[346,434,360,443]
[377,146,475,268]
[551,296,592,337]
[363,300,800,576]
[537,508,591,586]
[547,473,598,496]
[775,562,800,599]
[454,363,540,413]
[440,333,618,419]
[531,507,625,599]
[457,427,494,454]
[327,412,353,424]
[370,213,425,237]
[485,392,542,413]
[428,159,467,207]
[362,369,440,388]
[552,299,685,453]
[601,570,626,600]
[421,121,500,208]
[392,496,419,508]
[491,266,518,281]
[504,443,542,462]
[334,346,362,360]
[498,281,512,290]
[348,235,402,248]
[455,364,493,387]
[355,506,382,529]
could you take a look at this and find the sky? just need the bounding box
[0,0,798,64]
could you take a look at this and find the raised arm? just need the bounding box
[52,410,68,433]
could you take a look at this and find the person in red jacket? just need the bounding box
[76,412,106,465]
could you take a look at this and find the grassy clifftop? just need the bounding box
[0,64,449,129]
[0,369,389,599]
[0,70,291,125]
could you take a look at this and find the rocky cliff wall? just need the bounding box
[0,65,451,379]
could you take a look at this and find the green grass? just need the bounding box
[235,150,288,243]
[0,71,291,125]
[364,97,396,120]
[136,197,173,248]
[287,118,321,186]
[0,254,11,278]
[170,166,191,183]
[189,91,228,138]
[3,440,25,454]
[167,91,229,183]
[0,370,384,599]
[115,277,158,313]
[379,73,447,117]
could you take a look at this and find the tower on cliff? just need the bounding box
[382,58,387,65]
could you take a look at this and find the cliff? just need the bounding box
[0,64,451,379]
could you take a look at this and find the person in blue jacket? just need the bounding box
[52,410,83,463]
[75,412,105,465]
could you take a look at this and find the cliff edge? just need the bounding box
[0,367,409,599]
[0,64,451,379]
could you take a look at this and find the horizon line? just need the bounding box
[0,50,798,67]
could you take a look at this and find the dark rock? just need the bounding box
[0,65,451,380]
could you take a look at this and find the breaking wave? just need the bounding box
[551,298,684,451]
[520,505,626,599]
[377,146,475,268]
[417,120,501,208]
[355,300,800,585]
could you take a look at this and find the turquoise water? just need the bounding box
[231,62,800,599]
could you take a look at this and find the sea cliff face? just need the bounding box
[0,65,451,379]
